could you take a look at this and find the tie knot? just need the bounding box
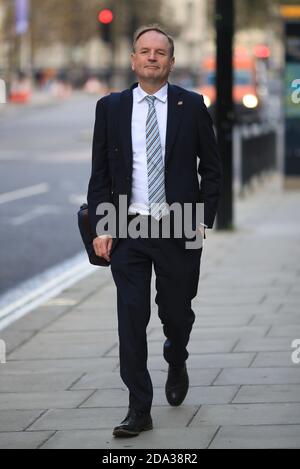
[146,95,156,106]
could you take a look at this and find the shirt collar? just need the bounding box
[136,82,168,103]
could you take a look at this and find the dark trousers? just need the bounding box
[110,215,203,414]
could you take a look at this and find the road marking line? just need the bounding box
[0,183,49,205]
[10,205,61,226]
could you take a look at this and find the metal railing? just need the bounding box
[233,121,283,195]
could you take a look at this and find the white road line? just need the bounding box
[10,205,61,226]
[69,194,87,205]
[0,183,49,205]
[0,252,98,331]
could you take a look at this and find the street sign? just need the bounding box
[284,20,300,187]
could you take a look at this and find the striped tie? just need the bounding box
[145,95,169,220]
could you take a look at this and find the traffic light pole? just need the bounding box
[215,0,235,230]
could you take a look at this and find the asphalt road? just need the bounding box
[0,93,99,297]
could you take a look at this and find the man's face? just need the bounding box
[131,31,175,83]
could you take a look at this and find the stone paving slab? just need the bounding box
[80,386,238,408]
[234,337,294,353]
[0,410,44,432]
[0,431,55,450]
[0,391,93,410]
[29,406,199,432]
[251,352,296,368]
[232,384,300,404]
[0,372,85,393]
[147,353,255,370]
[214,368,300,385]
[149,326,268,341]
[71,369,220,390]
[107,339,237,357]
[268,325,300,337]
[0,357,118,374]
[189,403,300,426]
[8,330,118,360]
[250,312,300,326]
[209,425,300,449]
[41,427,218,449]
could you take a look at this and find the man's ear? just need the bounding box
[131,53,135,71]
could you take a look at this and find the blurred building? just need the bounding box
[42,1,209,71]
[0,0,5,72]
[162,0,209,70]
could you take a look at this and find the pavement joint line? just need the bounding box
[102,342,119,358]
[3,330,37,359]
[67,373,88,391]
[246,315,256,326]
[248,353,259,367]
[230,339,241,353]
[23,409,49,432]
[37,431,57,450]
[207,426,222,449]
[186,405,202,428]
[259,293,268,304]
[264,325,274,338]
[210,369,224,386]
[230,385,243,404]
[77,390,99,409]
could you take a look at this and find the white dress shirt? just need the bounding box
[129,82,168,215]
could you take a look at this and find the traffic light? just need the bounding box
[98,9,114,43]
[254,45,270,60]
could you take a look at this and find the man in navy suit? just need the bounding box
[87,25,222,437]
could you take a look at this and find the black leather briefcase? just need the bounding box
[77,203,110,267]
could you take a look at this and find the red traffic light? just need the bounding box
[98,9,113,24]
[254,45,270,59]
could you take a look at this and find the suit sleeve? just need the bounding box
[197,95,222,229]
[87,97,112,238]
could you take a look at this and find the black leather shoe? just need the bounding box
[165,363,189,406]
[113,408,153,438]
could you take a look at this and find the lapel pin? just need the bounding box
[177,101,183,106]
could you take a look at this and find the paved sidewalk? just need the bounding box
[0,175,300,449]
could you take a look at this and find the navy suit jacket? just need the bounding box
[87,82,222,246]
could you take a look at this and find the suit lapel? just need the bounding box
[119,84,137,176]
[119,82,184,174]
[165,83,184,168]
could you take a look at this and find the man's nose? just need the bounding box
[148,52,157,61]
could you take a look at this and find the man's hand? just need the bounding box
[93,235,113,262]
[198,224,206,239]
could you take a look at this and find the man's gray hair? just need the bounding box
[133,24,175,57]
